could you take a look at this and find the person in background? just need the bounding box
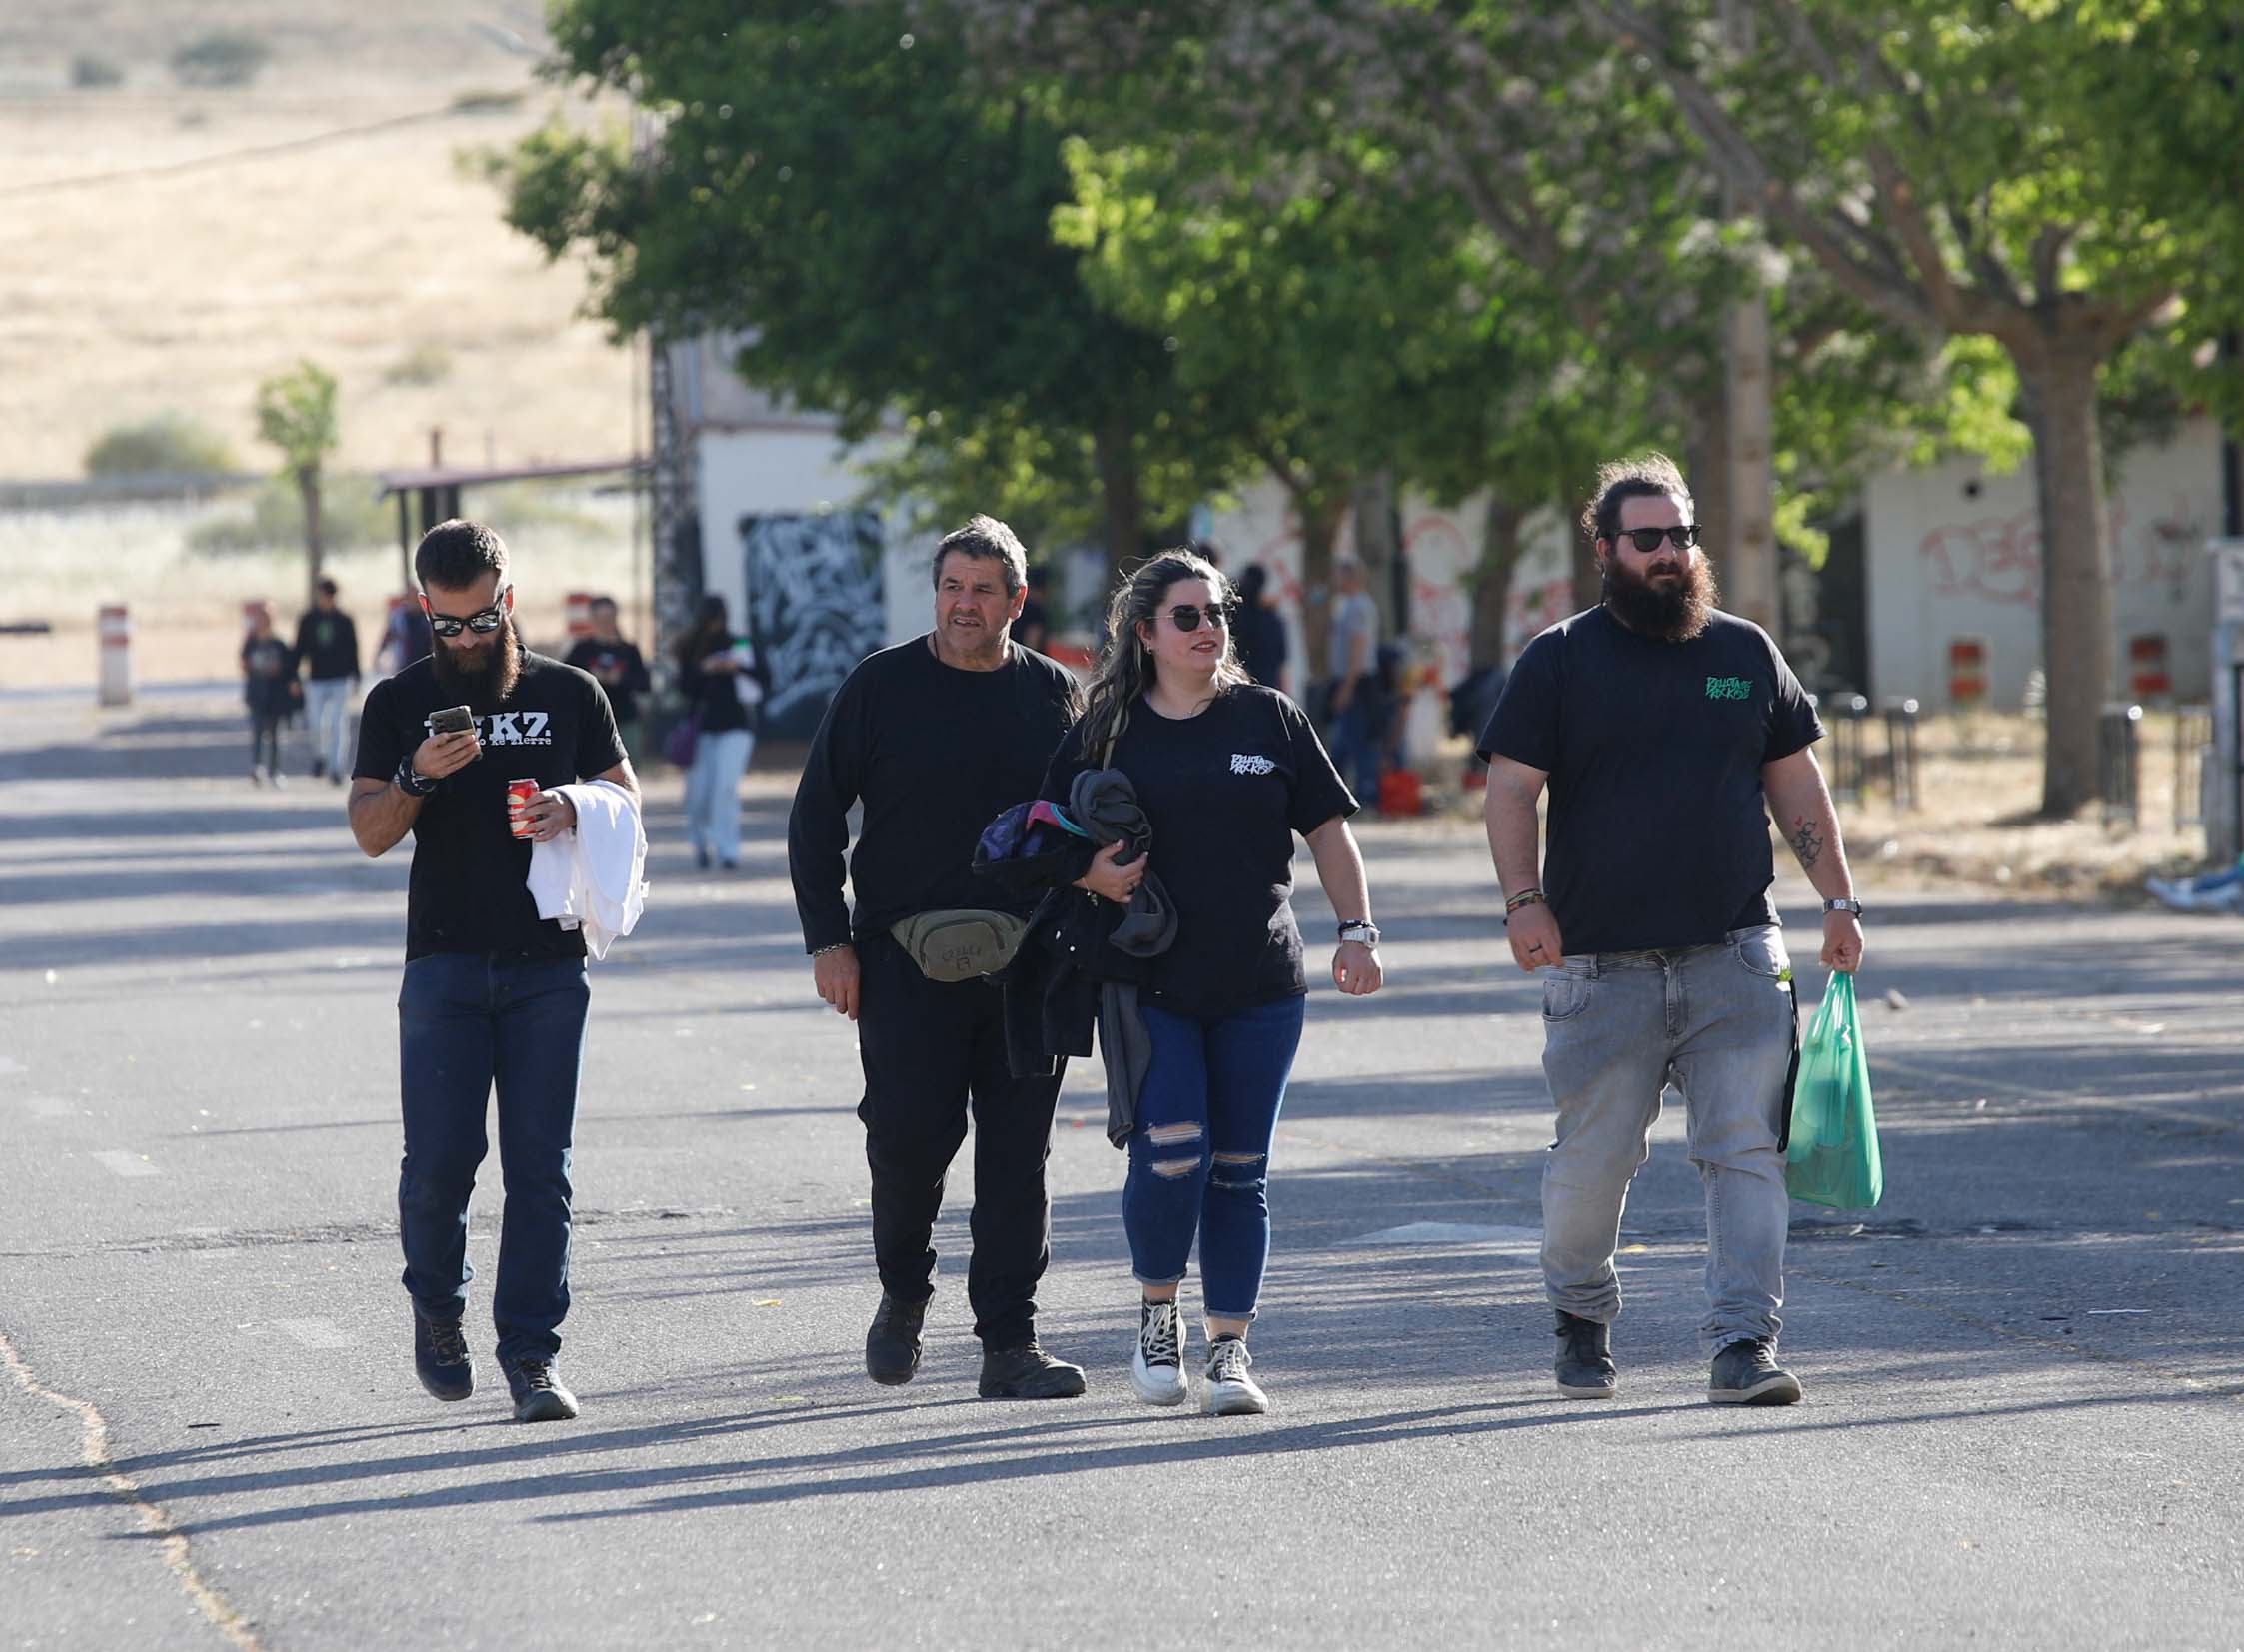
[1320,557,1383,809]
[675,595,765,871]
[565,598,653,766]
[294,577,361,786]
[1015,566,1053,655]
[379,584,435,677]
[241,602,296,787]
[1229,564,1289,693]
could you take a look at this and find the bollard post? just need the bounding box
[1826,693,1869,805]
[97,604,132,707]
[1881,697,1919,812]
[2099,703,2142,829]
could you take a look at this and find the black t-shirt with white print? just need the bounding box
[354,649,628,961]
[1043,684,1356,1019]
[1476,604,1822,956]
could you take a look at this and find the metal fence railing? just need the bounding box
[2174,704,2211,830]
[2099,703,2142,828]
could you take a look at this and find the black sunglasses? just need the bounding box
[422,586,511,638]
[1611,525,1701,553]
[1157,600,1240,633]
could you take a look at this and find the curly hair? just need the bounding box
[1580,453,1693,547]
[1078,549,1249,763]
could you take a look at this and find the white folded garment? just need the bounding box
[526,779,648,960]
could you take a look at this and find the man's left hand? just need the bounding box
[523,790,577,842]
[1820,910,1864,974]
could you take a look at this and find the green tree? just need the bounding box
[489,0,1231,576]
[252,361,340,609]
[1567,0,2244,814]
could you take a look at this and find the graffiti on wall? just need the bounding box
[739,510,886,739]
[1916,492,2209,610]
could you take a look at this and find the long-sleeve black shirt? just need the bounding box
[788,635,1081,953]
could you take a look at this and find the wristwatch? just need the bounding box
[1337,920,1381,946]
[1822,897,1865,917]
[395,756,439,797]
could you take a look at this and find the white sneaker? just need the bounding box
[1130,1299,1188,1406]
[1201,1334,1267,1415]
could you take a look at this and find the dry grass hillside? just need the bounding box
[0,0,634,481]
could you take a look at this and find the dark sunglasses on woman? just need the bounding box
[1612,525,1702,553]
[1157,600,1241,632]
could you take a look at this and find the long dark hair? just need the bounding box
[676,594,731,672]
[1079,549,1249,762]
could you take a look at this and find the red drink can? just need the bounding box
[507,778,540,838]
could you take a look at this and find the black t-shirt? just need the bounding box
[354,649,628,961]
[294,610,360,681]
[788,636,1082,951]
[564,637,651,723]
[1043,685,1356,1018]
[1477,605,1821,954]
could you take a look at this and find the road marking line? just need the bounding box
[0,1330,264,1650]
[90,1151,159,1178]
[272,1319,356,1348]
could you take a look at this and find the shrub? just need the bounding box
[170,31,271,88]
[84,412,239,479]
[383,345,454,387]
[70,53,125,89]
[188,474,393,556]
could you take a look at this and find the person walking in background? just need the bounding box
[788,515,1089,1402]
[675,595,766,871]
[379,583,435,676]
[1319,557,1383,809]
[1229,564,1289,692]
[565,597,653,766]
[1479,452,1864,1409]
[241,602,295,787]
[294,577,361,786]
[1015,565,1053,654]
[1041,548,1381,1417]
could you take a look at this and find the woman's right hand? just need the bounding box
[1076,840,1145,904]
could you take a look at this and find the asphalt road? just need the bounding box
[3,694,2241,1651]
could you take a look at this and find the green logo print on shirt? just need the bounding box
[1705,676,1754,702]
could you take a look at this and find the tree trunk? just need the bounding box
[1351,469,1402,641]
[1686,402,1733,613]
[1468,493,1526,670]
[1288,480,1350,684]
[300,468,325,609]
[2015,342,2114,818]
[1093,415,1144,583]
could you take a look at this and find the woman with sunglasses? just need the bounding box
[1041,548,1382,1415]
[673,596,768,871]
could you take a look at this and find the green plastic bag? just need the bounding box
[1785,971,1883,1208]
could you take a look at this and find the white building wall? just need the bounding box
[1865,419,2223,709]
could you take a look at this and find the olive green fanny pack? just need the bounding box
[890,909,1029,982]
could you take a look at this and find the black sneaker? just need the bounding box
[310,758,326,779]
[978,1341,1087,1400]
[1708,1339,1802,1405]
[865,1291,928,1386]
[502,1357,581,1422]
[412,1311,474,1402]
[1553,1310,1617,1400]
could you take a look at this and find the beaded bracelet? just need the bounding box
[1503,887,1546,916]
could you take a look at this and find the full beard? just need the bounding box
[430,616,523,712]
[1603,555,1718,643]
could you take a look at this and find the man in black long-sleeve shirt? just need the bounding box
[789,516,1087,1400]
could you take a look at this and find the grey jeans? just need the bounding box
[1537,924,1796,1354]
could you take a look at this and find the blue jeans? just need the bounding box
[397,952,590,1366]
[684,727,754,864]
[1322,688,1383,808]
[1537,925,1796,1354]
[1124,995,1306,1320]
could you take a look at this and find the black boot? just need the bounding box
[412,1310,474,1402]
[1553,1310,1617,1399]
[865,1291,928,1386]
[501,1357,580,1423]
[978,1340,1087,1400]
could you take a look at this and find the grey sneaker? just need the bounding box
[1708,1338,1803,1405]
[1553,1310,1617,1399]
[1201,1334,1267,1416]
[1129,1299,1188,1406]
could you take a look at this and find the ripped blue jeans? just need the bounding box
[1123,994,1306,1321]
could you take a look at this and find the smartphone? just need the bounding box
[428,705,475,737]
